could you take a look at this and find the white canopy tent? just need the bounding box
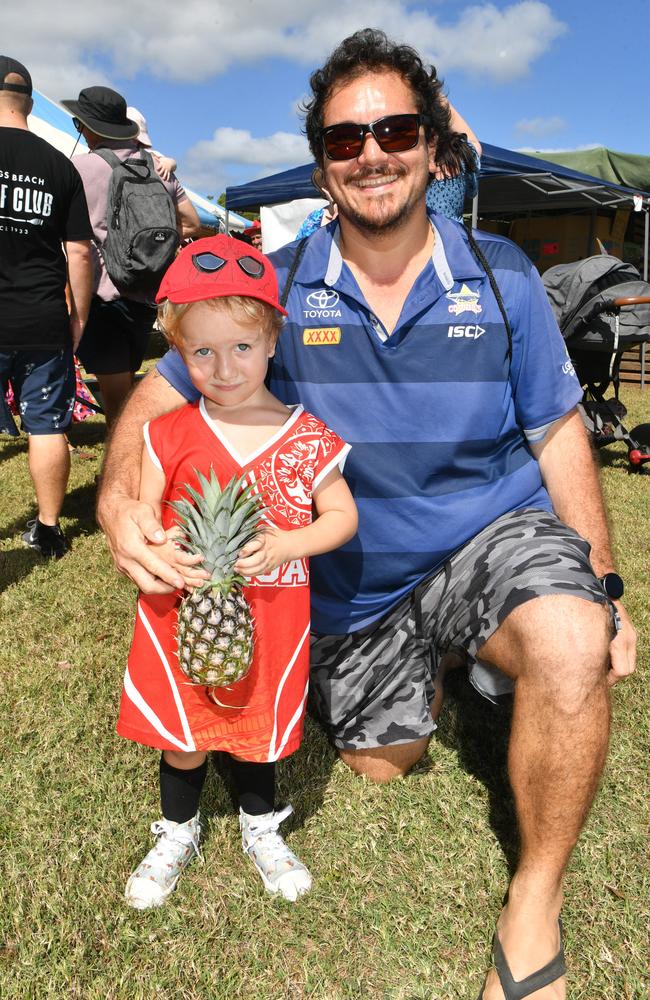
[28,89,249,232]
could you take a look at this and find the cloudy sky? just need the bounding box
[5,0,648,196]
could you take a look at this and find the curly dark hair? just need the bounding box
[302,28,475,177]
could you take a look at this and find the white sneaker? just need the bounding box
[125,813,202,910]
[240,804,312,902]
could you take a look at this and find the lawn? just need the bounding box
[1,386,648,1000]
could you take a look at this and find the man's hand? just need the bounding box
[99,496,204,593]
[608,600,637,686]
[234,526,292,579]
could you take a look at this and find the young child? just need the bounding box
[115,235,358,910]
[126,105,178,182]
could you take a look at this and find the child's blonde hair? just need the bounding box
[158,295,284,347]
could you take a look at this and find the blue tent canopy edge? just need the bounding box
[224,143,642,212]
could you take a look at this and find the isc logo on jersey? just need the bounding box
[447,324,486,339]
[303,289,342,320]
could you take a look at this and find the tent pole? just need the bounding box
[643,199,650,281]
[471,193,478,230]
[225,210,230,235]
[642,203,649,390]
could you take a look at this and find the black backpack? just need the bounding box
[93,148,180,300]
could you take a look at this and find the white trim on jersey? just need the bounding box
[267,623,310,762]
[143,421,163,472]
[123,667,194,752]
[198,397,304,467]
[312,442,351,491]
[135,603,196,750]
[269,680,309,762]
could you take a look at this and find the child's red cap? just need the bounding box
[155,234,287,315]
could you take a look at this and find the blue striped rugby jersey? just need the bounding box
[158,212,582,635]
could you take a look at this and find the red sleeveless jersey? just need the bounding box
[117,400,349,762]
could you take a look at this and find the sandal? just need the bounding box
[477,920,566,999]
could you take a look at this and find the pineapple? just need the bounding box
[168,469,265,687]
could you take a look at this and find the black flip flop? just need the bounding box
[477,920,566,999]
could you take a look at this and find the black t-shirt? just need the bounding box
[0,128,92,350]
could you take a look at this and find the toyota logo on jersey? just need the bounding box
[304,288,342,319]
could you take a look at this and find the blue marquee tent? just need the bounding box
[225,143,643,216]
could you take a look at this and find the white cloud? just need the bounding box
[7,1,567,191]
[182,127,310,190]
[4,1,567,94]
[517,143,603,154]
[515,116,567,137]
[188,128,309,166]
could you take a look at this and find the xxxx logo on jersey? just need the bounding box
[303,327,342,345]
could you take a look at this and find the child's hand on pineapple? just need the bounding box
[234,525,293,579]
[160,526,210,591]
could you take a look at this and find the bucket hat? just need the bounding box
[61,86,138,140]
[126,106,152,147]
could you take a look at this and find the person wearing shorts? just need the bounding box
[0,55,92,559]
[96,30,636,1000]
[309,509,617,751]
[64,85,201,427]
[79,295,155,381]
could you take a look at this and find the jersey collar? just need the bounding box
[298,211,485,292]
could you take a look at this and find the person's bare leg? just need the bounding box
[338,652,465,783]
[340,736,430,783]
[430,650,464,723]
[479,594,611,1000]
[96,371,135,429]
[27,433,70,525]
[163,749,207,770]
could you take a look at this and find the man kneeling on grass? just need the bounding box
[96,29,636,1000]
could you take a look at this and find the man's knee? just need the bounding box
[482,595,612,714]
[339,737,430,784]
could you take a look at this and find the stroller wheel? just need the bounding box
[630,423,650,446]
[628,423,650,471]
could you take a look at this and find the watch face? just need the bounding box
[602,573,624,600]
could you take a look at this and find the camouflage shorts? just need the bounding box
[309,508,614,750]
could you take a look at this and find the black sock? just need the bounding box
[159,755,207,824]
[229,757,276,816]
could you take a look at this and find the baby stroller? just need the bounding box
[543,255,650,471]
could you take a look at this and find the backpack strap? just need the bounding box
[280,237,309,308]
[464,226,513,369]
[91,148,124,171]
[92,147,155,178]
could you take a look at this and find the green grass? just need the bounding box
[1,388,648,1000]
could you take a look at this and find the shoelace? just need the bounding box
[150,819,204,864]
[244,805,295,862]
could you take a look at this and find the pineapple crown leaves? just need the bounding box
[166,469,267,588]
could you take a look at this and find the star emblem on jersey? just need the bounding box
[446,283,483,316]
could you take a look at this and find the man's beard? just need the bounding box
[334,166,424,236]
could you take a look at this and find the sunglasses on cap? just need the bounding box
[192,251,265,278]
[320,113,424,161]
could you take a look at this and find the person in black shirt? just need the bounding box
[0,56,93,558]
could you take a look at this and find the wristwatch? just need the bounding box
[599,572,624,600]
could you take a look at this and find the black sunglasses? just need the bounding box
[192,251,265,278]
[320,113,423,161]
[72,116,83,132]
